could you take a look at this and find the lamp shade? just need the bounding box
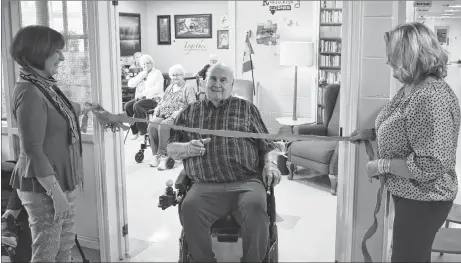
[280,41,314,67]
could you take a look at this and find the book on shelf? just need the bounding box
[319,26,342,38]
[320,40,341,53]
[320,10,342,24]
[319,71,341,84]
[320,55,341,67]
[317,106,325,125]
[321,0,342,8]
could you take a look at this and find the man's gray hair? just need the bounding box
[206,63,234,80]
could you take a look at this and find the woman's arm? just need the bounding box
[388,90,457,181]
[143,70,165,99]
[15,88,65,196]
[127,71,147,88]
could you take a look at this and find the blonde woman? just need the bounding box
[147,64,196,170]
[351,22,460,262]
[125,54,164,139]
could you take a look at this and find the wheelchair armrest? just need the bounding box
[175,169,192,193]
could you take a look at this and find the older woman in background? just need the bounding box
[147,64,196,170]
[125,54,164,140]
[351,22,459,262]
[8,25,89,262]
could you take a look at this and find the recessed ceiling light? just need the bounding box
[448,5,461,8]
[442,13,454,16]
[446,9,461,12]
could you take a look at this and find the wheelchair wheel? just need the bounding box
[135,151,144,163]
[265,225,279,263]
[178,229,190,262]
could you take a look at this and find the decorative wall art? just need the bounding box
[157,15,171,45]
[217,30,229,49]
[174,14,212,39]
[262,0,301,15]
[119,13,141,56]
[256,20,280,46]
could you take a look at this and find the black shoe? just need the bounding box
[1,215,18,247]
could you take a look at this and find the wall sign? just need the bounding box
[262,0,301,15]
[414,1,432,7]
[183,40,208,55]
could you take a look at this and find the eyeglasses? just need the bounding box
[170,73,184,78]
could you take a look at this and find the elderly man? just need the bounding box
[167,64,282,262]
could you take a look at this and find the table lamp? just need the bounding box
[280,41,314,121]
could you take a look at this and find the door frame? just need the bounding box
[86,1,127,261]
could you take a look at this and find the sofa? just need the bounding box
[287,84,340,195]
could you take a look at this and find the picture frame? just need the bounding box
[157,15,171,45]
[217,29,229,49]
[174,14,212,39]
[119,13,141,56]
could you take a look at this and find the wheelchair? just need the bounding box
[158,169,279,262]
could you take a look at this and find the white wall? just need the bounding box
[235,1,317,133]
[143,1,231,74]
[424,17,461,62]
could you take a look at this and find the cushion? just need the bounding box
[289,140,337,164]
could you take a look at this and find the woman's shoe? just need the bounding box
[158,156,174,170]
[1,215,18,248]
[149,155,160,167]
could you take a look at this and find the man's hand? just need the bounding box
[262,163,282,187]
[187,138,211,157]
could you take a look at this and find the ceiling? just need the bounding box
[415,0,461,18]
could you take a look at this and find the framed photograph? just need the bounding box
[157,15,171,45]
[174,14,212,39]
[217,30,229,49]
[119,13,141,56]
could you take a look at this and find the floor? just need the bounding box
[122,134,338,262]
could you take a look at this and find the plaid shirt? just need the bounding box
[169,97,277,183]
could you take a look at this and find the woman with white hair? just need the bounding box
[125,54,164,139]
[147,64,196,169]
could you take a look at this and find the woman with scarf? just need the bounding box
[7,25,88,262]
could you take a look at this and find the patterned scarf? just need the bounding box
[19,67,83,156]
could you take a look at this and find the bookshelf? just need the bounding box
[317,1,342,125]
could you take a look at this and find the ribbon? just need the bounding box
[82,103,384,262]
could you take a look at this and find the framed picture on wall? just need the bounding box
[119,13,141,56]
[174,14,212,39]
[217,30,229,49]
[157,15,171,45]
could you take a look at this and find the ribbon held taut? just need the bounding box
[82,103,384,262]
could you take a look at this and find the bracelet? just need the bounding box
[378,158,391,175]
[46,182,58,197]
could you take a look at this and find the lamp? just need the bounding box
[280,41,314,121]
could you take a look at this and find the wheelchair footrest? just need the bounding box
[212,229,240,243]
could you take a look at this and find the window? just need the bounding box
[19,0,93,131]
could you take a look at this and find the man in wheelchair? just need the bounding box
[163,64,282,262]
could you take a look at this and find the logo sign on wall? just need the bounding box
[183,40,208,55]
[413,1,432,7]
[262,0,301,15]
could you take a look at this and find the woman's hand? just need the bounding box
[187,138,212,157]
[365,160,381,182]
[52,191,71,223]
[349,128,376,144]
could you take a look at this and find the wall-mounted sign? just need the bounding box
[416,8,429,12]
[414,1,432,8]
[262,0,301,15]
[183,40,207,55]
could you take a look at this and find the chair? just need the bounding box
[158,162,283,262]
[432,203,461,256]
[286,84,340,195]
[233,79,256,103]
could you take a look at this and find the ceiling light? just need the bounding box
[446,9,461,12]
[442,13,454,16]
[448,5,461,8]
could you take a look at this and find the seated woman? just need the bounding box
[125,54,164,140]
[147,64,196,170]
[196,53,218,80]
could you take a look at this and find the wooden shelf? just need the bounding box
[320,37,342,41]
[319,66,341,70]
[320,52,341,55]
[321,8,342,11]
[320,23,342,26]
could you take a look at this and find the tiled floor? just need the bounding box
[122,135,338,262]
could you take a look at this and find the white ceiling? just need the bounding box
[415,0,461,18]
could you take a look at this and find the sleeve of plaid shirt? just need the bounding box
[248,103,277,155]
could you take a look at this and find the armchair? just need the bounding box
[286,84,340,195]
